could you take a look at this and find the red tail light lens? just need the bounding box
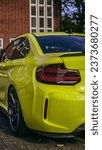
[36,64,81,85]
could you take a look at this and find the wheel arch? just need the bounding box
[7,84,29,135]
[7,83,35,129]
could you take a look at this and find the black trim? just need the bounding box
[0,106,8,116]
[31,124,85,138]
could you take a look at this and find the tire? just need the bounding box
[8,86,28,136]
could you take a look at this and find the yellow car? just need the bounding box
[0,32,85,137]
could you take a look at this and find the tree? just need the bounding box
[61,0,85,33]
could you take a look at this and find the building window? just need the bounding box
[0,38,3,49]
[31,0,36,4]
[47,18,52,28]
[10,38,15,43]
[31,18,36,27]
[39,18,44,28]
[30,0,53,32]
[39,6,44,16]
[39,0,44,4]
[47,0,52,5]
[47,7,52,16]
[31,6,36,16]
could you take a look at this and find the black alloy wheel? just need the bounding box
[8,86,28,136]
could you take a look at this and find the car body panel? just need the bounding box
[0,32,85,134]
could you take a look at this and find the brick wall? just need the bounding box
[0,0,30,48]
[53,0,61,32]
[0,0,61,48]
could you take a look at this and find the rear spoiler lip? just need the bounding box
[59,52,85,57]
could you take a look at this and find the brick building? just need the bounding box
[0,0,61,49]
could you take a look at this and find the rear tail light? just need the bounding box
[36,64,81,85]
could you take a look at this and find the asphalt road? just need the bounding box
[0,111,85,150]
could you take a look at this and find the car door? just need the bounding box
[0,37,30,107]
[0,41,16,106]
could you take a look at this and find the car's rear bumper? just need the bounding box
[19,82,85,134]
[31,124,85,138]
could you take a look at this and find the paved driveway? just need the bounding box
[0,111,85,150]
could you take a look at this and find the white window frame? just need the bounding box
[10,38,15,43]
[0,38,3,49]
[38,0,45,32]
[30,0,53,32]
[46,5,53,31]
[30,0,37,32]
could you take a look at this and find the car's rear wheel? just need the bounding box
[8,86,28,136]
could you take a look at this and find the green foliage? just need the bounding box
[61,0,85,33]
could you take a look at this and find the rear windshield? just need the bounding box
[35,35,85,54]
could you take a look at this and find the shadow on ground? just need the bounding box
[0,110,85,150]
